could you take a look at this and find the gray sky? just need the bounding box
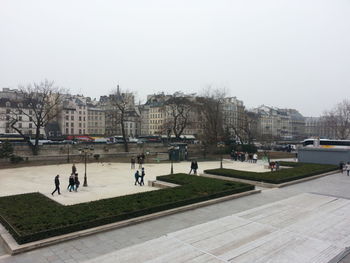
[1,0,349,116]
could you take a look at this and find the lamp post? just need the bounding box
[79,145,94,187]
[217,142,225,169]
[169,145,178,174]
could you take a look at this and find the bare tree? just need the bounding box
[9,80,64,155]
[323,100,350,139]
[109,86,135,152]
[197,87,226,144]
[163,94,193,139]
[229,111,258,144]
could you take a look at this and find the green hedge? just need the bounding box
[0,174,254,244]
[204,162,337,184]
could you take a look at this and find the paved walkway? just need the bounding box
[0,160,269,205]
[85,193,349,263]
[1,166,350,262]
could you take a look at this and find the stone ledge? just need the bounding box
[148,180,179,188]
[203,170,338,188]
[0,189,260,255]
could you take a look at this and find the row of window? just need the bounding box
[65,128,86,134]
[149,119,163,124]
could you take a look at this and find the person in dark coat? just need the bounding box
[193,161,198,175]
[68,173,75,192]
[72,164,77,175]
[51,175,61,196]
[189,161,195,174]
[140,168,145,186]
[74,173,80,192]
[134,170,140,185]
[339,161,344,174]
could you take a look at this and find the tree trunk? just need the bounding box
[121,115,129,152]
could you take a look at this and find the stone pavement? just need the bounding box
[0,160,269,205]
[85,193,349,263]
[1,165,350,262]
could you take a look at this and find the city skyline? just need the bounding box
[1,0,349,117]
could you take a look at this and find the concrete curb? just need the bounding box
[0,189,260,255]
[202,170,339,188]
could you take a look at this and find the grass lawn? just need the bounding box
[204,162,337,184]
[0,173,254,244]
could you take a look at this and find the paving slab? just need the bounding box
[0,160,268,205]
[1,164,349,262]
[83,193,349,263]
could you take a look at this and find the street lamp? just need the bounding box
[169,145,178,174]
[217,142,225,169]
[79,145,94,187]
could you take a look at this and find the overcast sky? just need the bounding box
[1,0,349,116]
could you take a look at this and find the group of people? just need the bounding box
[269,161,280,171]
[134,167,146,186]
[339,161,350,176]
[131,154,146,169]
[51,164,80,196]
[230,151,258,163]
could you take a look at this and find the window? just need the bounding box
[19,116,22,121]
[83,117,86,121]
[79,123,82,128]
[29,110,33,115]
[71,128,74,134]
[65,115,69,120]
[66,122,68,127]
[18,123,22,128]
[79,116,82,121]
[66,128,69,134]
[29,123,32,128]
[29,117,33,121]
[71,116,74,121]
[79,129,82,134]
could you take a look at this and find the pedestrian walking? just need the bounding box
[72,164,77,175]
[346,162,350,176]
[140,168,145,186]
[51,175,61,196]
[74,173,80,192]
[68,173,75,192]
[189,161,196,174]
[131,156,136,169]
[193,161,198,175]
[134,170,140,185]
[339,161,344,174]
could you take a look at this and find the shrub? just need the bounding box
[0,141,14,158]
[10,155,24,164]
[204,162,337,184]
[0,173,254,244]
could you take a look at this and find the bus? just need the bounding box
[0,133,28,143]
[302,138,350,149]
